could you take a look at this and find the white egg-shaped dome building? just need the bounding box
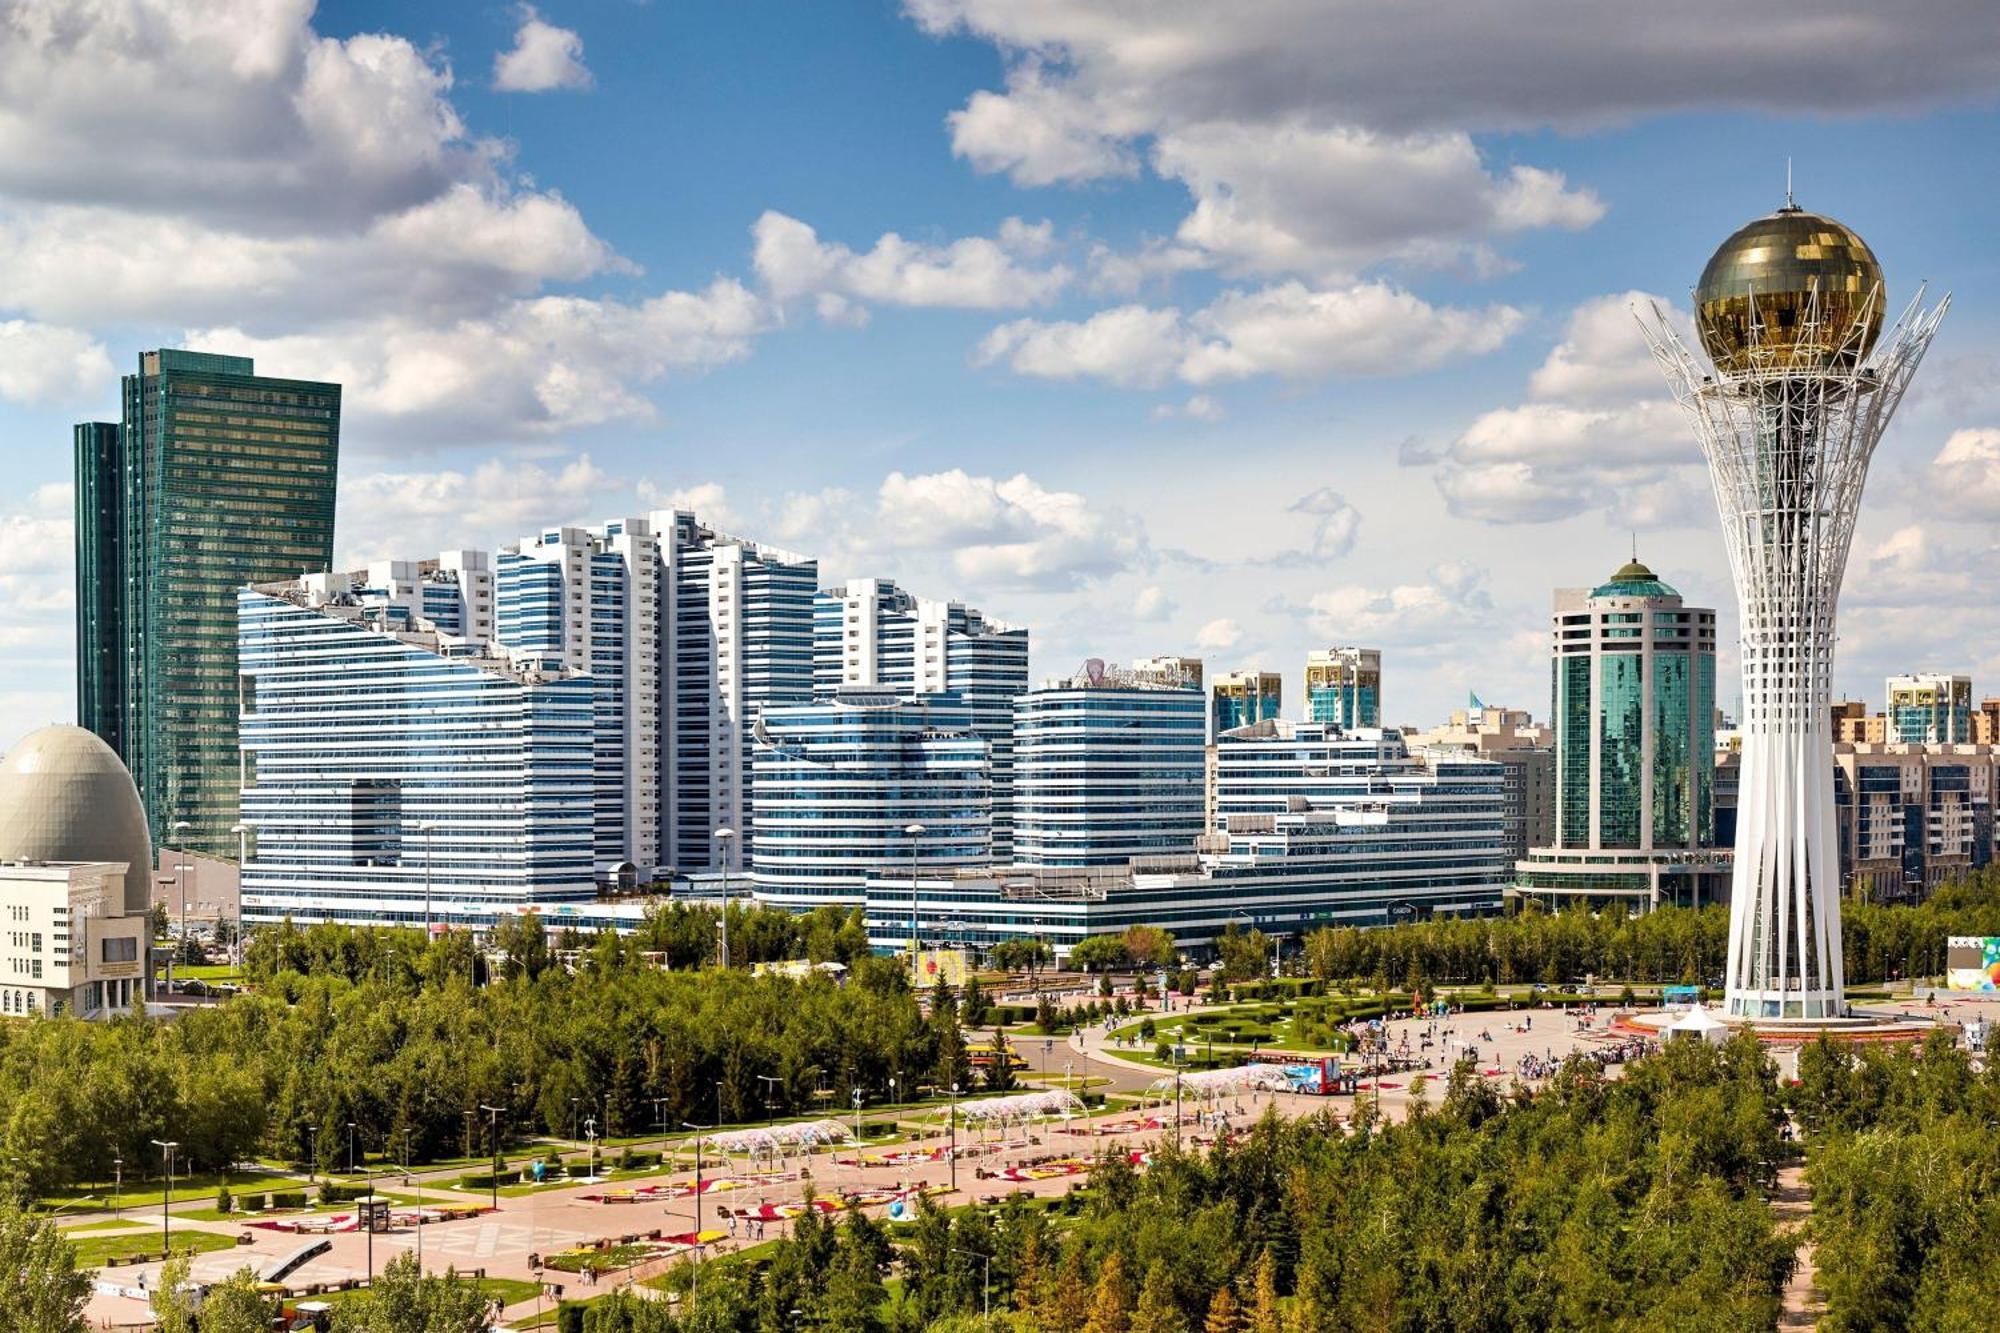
[0,725,155,914]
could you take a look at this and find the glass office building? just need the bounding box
[1012,663,1206,867]
[813,579,1027,859]
[1516,558,1726,908]
[236,584,595,929]
[75,350,340,856]
[749,690,990,910]
[1210,670,1282,736]
[1305,647,1380,730]
[1885,673,1972,745]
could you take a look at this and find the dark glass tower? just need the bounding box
[75,349,341,856]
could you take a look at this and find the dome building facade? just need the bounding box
[0,724,155,914]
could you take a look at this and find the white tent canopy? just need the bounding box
[1667,1003,1729,1046]
[1146,1064,1292,1101]
[699,1119,851,1155]
[949,1090,1084,1126]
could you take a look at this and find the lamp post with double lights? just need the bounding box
[479,1104,505,1212]
[903,823,926,986]
[167,819,191,992]
[948,1082,959,1191]
[150,1139,177,1244]
[714,828,735,969]
[305,1123,318,1182]
[229,822,251,968]
[414,820,437,936]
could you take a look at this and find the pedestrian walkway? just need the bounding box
[1772,1158,1823,1329]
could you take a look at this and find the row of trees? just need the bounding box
[1298,869,2000,989]
[0,923,966,1194]
[598,1033,1793,1331]
[1794,1032,2000,1329]
[244,903,874,987]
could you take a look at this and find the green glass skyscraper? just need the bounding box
[74,349,341,856]
[1515,557,1729,910]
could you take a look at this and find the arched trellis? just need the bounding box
[699,1118,851,1175]
[1144,1063,1292,1114]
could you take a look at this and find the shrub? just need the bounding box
[271,1191,307,1209]
[249,1193,270,1212]
[215,1185,233,1214]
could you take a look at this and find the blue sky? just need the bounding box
[3,0,2000,749]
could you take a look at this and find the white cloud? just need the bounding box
[978,281,1521,387]
[1304,562,1493,650]
[0,1,477,230]
[1195,617,1242,650]
[942,63,1141,187]
[766,469,1149,592]
[907,1,2000,140]
[1150,394,1225,422]
[1131,586,1176,622]
[0,187,617,331]
[0,320,112,407]
[1156,122,1601,279]
[752,211,1069,312]
[192,278,767,444]
[978,305,1191,388]
[1928,428,2000,521]
[637,481,739,530]
[912,1,1995,288]
[494,6,593,93]
[1286,487,1361,559]
[1428,291,1710,526]
[336,452,618,564]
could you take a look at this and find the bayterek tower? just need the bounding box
[1642,196,1947,1023]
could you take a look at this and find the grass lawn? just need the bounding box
[43,1167,310,1215]
[305,1275,544,1309]
[61,1219,146,1234]
[69,1228,239,1270]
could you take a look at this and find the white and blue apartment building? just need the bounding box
[814,579,1026,860]
[749,689,991,922]
[861,715,1511,958]
[236,574,597,929]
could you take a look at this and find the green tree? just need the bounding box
[193,1269,279,1333]
[0,1198,89,1332]
[331,1253,493,1332]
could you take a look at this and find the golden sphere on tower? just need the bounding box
[1694,204,1884,376]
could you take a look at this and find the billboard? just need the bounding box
[1945,936,2000,991]
[915,949,970,989]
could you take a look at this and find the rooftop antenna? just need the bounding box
[1785,157,1795,210]
[1631,531,1637,562]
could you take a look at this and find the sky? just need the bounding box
[3,0,2000,751]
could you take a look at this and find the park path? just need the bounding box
[1773,1156,1823,1330]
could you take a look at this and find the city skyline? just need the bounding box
[4,2,2000,750]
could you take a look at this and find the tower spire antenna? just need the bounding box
[1785,157,1794,209]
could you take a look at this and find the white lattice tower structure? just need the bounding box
[1641,281,1946,1021]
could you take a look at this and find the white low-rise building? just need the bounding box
[0,860,148,1018]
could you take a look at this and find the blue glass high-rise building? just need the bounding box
[1516,558,1726,908]
[1012,662,1206,868]
[814,578,1026,860]
[749,689,990,911]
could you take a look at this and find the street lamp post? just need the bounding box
[414,820,437,937]
[305,1123,318,1183]
[851,1087,864,1148]
[168,819,191,992]
[681,1121,710,1244]
[229,822,250,969]
[650,1097,671,1157]
[714,828,735,969]
[150,1140,177,1245]
[347,1121,357,1176]
[1172,1049,1183,1152]
[903,823,927,986]
[584,1117,598,1180]
[479,1104,505,1213]
[948,1082,959,1191]
[950,1246,993,1321]
[755,1074,781,1134]
[112,1156,122,1219]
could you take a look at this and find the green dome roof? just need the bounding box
[1591,558,1679,600]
